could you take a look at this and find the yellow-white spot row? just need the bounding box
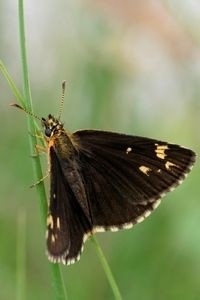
[135,210,152,224]
[51,234,56,243]
[92,226,106,234]
[47,215,54,229]
[139,165,151,176]
[56,217,61,230]
[143,210,151,218]
[136,215,145,223]
[109,226,120,232]
[122,223,133,230]
[83,232,91,243]
[152,199,161,209]
[155,144,168,160]
[165,161,176,170]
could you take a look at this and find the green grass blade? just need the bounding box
[18,0,47,227]
[16,0,68,299]
[0,59,25,106]
[16,209,26,300]
[92,237,122,300]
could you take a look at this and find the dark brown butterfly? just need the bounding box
[13,82,196,266]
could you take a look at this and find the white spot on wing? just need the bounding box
[122,223,133,230]
[47,215,54,229]
[165,161,176,170]
[143,210,151,218]
[152,199,161,209]
[139,165,151,176]
[51,234,56,243]
[109,226,119,232]
[92,226,106,234]
[56,217,60,230]
[155,144,168,159]
[126,147,132,154]
[136,215,145,223]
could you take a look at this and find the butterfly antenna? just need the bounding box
[58,80,66,121]
[10,103,42,121]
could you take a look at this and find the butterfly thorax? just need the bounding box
[42,114,77,159]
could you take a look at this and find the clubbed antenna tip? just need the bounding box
[10,102,41,121]
[10,103,24,110]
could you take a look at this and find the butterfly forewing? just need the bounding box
[74,130,195,228]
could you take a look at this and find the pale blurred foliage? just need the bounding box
[2,0,200,132]
[0,1,199,300]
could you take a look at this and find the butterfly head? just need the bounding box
[42,114,64,138]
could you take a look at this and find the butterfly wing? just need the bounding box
[47,147,92,265]
[73,130,196,230]
[47,129,196,265]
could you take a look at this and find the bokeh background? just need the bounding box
[1,1,200,299]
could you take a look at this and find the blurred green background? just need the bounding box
[1,1,200,299]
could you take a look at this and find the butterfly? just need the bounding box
[13,82,196,266]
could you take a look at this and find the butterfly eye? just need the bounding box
[45,127,52,137]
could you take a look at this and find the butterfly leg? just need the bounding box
[30,144,49,187]
[31,144,48,158]
[35,144,47,153]
[29,130,47,157]
[29,130,44,140]
[30,171,50,188]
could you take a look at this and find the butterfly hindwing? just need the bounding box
[47,147,92,265]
